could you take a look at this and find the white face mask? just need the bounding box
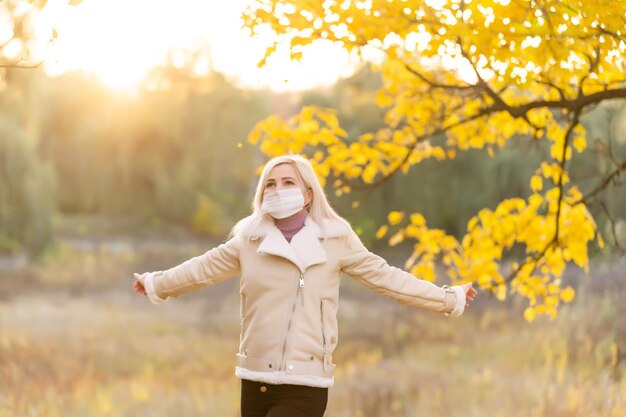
[261,188,306,219]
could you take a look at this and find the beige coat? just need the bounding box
[144,215,463,388]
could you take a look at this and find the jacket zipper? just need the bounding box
[279,272,304,371]
[299,274,305,306]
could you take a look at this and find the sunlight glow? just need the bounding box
[38,0,358,92]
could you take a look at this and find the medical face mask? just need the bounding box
[261,188,305,219]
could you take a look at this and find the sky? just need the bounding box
[32,0,360,92]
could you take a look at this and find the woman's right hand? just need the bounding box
[133,272,148,296]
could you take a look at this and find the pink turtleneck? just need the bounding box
[274,209,307,243]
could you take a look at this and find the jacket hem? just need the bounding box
[235,367,334,388]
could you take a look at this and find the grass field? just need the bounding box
[1,233,625,417]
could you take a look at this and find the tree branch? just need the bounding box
[599,27,626,44]
[575,158,626,205]
[503,240,556,284]
[554,109,582,243]
[403,63,474,91]
[537,78,569,101]
[579,45,601,88]
[510,88,626,116]
[600,201,626,254]
[349,84,626,189]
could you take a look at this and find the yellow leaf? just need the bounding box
[410,213,426,227]
[362,163,377,183]
[360,133,374,142]
[467,217,478,231]
[548,283,560,294]
[529,194,544,208]
[573,136,586,153]
[432,147,446,160]
[400,222,415,235]
[376,225,388,239]
[597,232,605,249]
[560,287,575,303]
[388,211,405,225]
[440,236,458,250]
[530,175,543,192]
[540,162,553,179]
[524,307,536,322]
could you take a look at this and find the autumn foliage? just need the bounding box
[243,0,626,320]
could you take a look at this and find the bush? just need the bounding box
[0,115,56,255]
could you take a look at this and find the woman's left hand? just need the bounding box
[463,282,478,307]
[133,272,148,296]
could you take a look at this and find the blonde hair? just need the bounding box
[231,154,350,238]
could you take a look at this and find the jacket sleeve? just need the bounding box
[339,230,461,315]
[146,234,242,302]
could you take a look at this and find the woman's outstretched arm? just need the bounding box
[133,234,242,303]
[340,229,476,316]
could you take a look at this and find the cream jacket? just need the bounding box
[143,215,466,388]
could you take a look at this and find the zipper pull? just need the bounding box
[299,274,305,306]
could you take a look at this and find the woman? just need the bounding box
[133,154,477,417]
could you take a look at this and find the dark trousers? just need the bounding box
[240,379,328,417]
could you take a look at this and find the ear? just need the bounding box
[305,188,313,206]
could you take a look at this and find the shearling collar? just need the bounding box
[249,215,348,240]
[251,215,348,273]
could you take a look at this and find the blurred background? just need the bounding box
[1,0,625,416]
